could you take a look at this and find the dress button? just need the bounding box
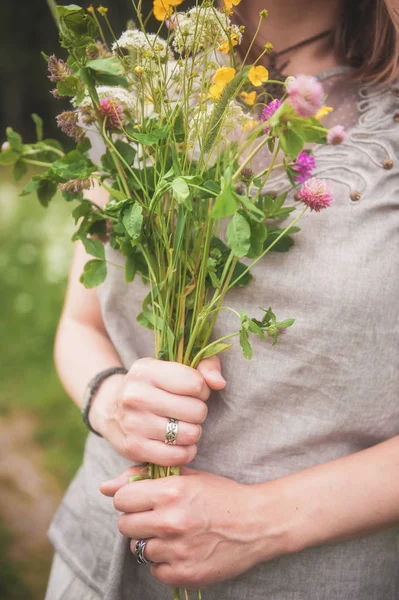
[394,112,399,123]
[382,158,394,170]
[391,87,399,98]
[350,191,361,202]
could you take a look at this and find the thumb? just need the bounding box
[99,465,148,497]
[197,356,226,391]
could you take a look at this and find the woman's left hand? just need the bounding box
[100,466,288,588]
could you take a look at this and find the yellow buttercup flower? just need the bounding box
[209,66,236,99]
[223,0,241,15]
[248,65,269,87]
[218,33,240,54]
[243,119,258,130]
[240,91,257,106]
[315,105,334,120]
[153,0,184,21]
[97,6,108,16]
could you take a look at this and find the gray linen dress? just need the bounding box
[46,68,399,600]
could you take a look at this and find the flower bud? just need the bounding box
[1,141,10,153]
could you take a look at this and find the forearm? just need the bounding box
[255,436,399,560]
[54,315,124,410]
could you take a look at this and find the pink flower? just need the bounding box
[286,75,324,117]
[327,125,346,145]
[99,98,124,130]
[294,151,316,183]
[260,98,283,133]
[297,177,333,212]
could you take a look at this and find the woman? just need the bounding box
[45,0,399,598]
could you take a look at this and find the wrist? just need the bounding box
[248,478,307,565]
[89,373,126,438]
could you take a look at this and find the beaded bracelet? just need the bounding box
[81,367,128,437]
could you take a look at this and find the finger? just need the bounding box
[131,413,202,446]
[197,356,226,391]
[119,512,159,539]
[113,480,155,513]
[127,438,198,467]
[130,538,169,565]
[129,358,210,401]
[124,383,208,423]
[100,465,147,497]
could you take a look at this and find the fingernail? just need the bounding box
[211,370,226,383]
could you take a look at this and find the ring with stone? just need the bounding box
[133,538,151,565]
[165,417,179,445]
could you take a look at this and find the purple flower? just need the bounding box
[297,177,333,212]
[56,111,85,142]
[294,151,316,183]
[327,125,346,145]
[286,75,324,117]
[48,55,72,82]
[260,98,283,133]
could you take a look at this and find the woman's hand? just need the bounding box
[100,466,286,588]
[89,356,226,466]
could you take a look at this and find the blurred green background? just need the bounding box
[0,1,154,598]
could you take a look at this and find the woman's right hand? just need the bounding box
[89,356,226,466]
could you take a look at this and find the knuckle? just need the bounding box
[185,424,202,445]
[122,381,143,410]
[189,373,205,397]
[170,445,197,466]
[161,513,185,536]
[196,402,208,424]
[122,436,139,460]
[129,358,150,379]
[117,514,129,536]
[177,564,200,588]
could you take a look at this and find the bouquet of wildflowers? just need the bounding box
[1,0,344,595]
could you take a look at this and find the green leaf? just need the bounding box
[123,203,143,240]
[79,235,105,259]
[129,126,170,146]
[279,129,304,160]
[79,259,107,288]
[247,221,268,258]
[72,202,91,223]
[20,178,40,196]
[92,73,129,88]
[172,177,190,203]
[37,178,58,207]
[226,213,251,257]
[276,318,295,329]
[87,57,124,75]
[56,76,82,97]
[31,114,43,142]
[211,186,239,219]
[125,255,138,283]
[239,195,265,220]
[0,150,19,166]
[13,160,28,181]
[239,328,253,359]
[6,128,23,152]
[200,342,234,360]
[114,141,135,166]
[52,150,95,180]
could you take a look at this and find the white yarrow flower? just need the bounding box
[113,30,172,62]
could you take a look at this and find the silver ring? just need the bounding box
[165,417,179,445]
[133,538,151,565]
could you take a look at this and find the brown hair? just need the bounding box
[336,0,399,83]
